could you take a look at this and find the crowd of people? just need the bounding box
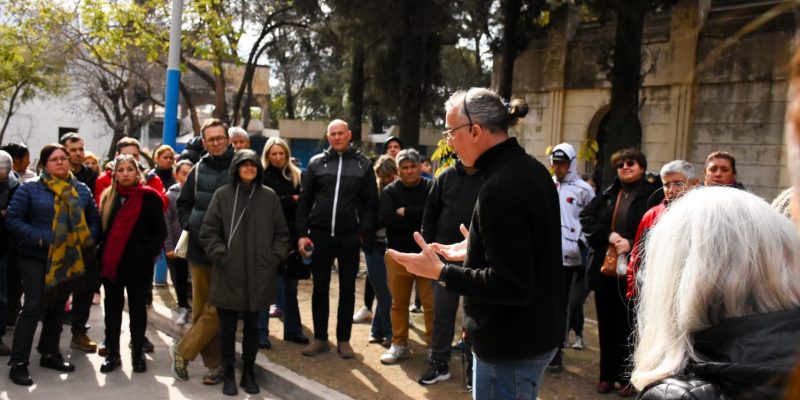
[0,80,800,400]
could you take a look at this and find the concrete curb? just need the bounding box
[147,301,353,400]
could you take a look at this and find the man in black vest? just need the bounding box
[296,119,379,359]
[171,118,234,384]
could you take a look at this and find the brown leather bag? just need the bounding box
[600,191,624,277]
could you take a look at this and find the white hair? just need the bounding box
[228,126,248,139]
[632,187,800,389]
[660,160,696,180]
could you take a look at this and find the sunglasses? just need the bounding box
[615,160,636,169]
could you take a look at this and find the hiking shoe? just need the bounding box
[142,336,155,353]
[409,304,422,313]
[170,343,189,381]
[202,366,223,385]
[302,340,330,357]
[337,342,355,359]
[352,305,373,323]
[547,350,563,373]
[71,333,98,353]
[571,335,585,350]
[380,344,409,365]
[418,360,450,385]
[174,307,190,326]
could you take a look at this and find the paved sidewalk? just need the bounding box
[0,302,279,399]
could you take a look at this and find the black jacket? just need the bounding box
[439,138,565,360]
[420,161,482,246]
[74,164,98,195]
[295,146,378,238]
[102,193,168,284]
[638,307,800,400]
[379,178,431,253]
[580,177,659,288]
[263,165,301,242]
[0,171,20,254]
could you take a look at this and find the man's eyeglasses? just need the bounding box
[441,91,476,141]
[205,136,227,144]
[663,181,687,189]
[441,124,470,141]
[615,160,636,169]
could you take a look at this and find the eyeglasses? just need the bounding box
[663,181,687,189]
[441,124,470,141]
[615,160,636,169]
[48,156,69,164]
[205,136,227,144]
[441,91,476,141]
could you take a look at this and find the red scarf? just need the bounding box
[100,183,164,280]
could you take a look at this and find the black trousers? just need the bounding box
[10,257,72,363]
[309,232,360,342]
[167,257,190,309]
[431,282,472,363]
[218,308,259,366]
[594,274,635,384]
[71,246,98,336]
[103,278,149,355]
[6,247,22,327]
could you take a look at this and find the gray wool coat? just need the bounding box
[200,177,290,312]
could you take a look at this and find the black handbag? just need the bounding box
[279,250,311,280]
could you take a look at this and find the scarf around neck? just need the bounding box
[41,172,92,288]
[100,182,163,280]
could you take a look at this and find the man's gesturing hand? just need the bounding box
[387,231,444,280]
[429,224,469,262]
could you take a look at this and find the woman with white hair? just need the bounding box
[633,187,800,399]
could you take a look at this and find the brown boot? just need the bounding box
[301,340,330,357]
[337,342,355,359]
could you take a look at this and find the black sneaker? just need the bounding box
[547,350,563,373]
[418,360,450,385]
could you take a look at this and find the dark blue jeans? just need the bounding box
[259,277,303,339]
[473,348,557,400]
[364,242,391,340]
[10,257,72,363]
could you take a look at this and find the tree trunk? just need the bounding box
[498,0,521,100]
[284,78,295,120]
[474,35,483,82]
[179,82,201,136]
[397,0,425,147]
[348,43,365,143]
[212,61,229,124]
[106,126,127,162]
[0,81,26,145]
[603,1,645,184]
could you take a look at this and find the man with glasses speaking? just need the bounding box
[626,160,699,300]
[388,88,565,400]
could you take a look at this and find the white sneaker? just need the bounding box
[380,344,409,365]
[571,335,584,350]
[175,307,190,326]
[352,305,373,323]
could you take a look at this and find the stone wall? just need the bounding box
[503,0,796,199]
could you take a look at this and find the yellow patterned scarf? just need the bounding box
[41,172,91,288]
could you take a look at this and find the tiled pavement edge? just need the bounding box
[147,301,353,400]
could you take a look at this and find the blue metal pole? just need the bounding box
[155,0,183,286]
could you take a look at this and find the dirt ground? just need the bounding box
[155,261,609,400]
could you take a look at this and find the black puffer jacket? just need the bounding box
[295,146,378,238]
[638,307,800,400]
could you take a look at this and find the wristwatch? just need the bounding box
[438,263,449,287]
